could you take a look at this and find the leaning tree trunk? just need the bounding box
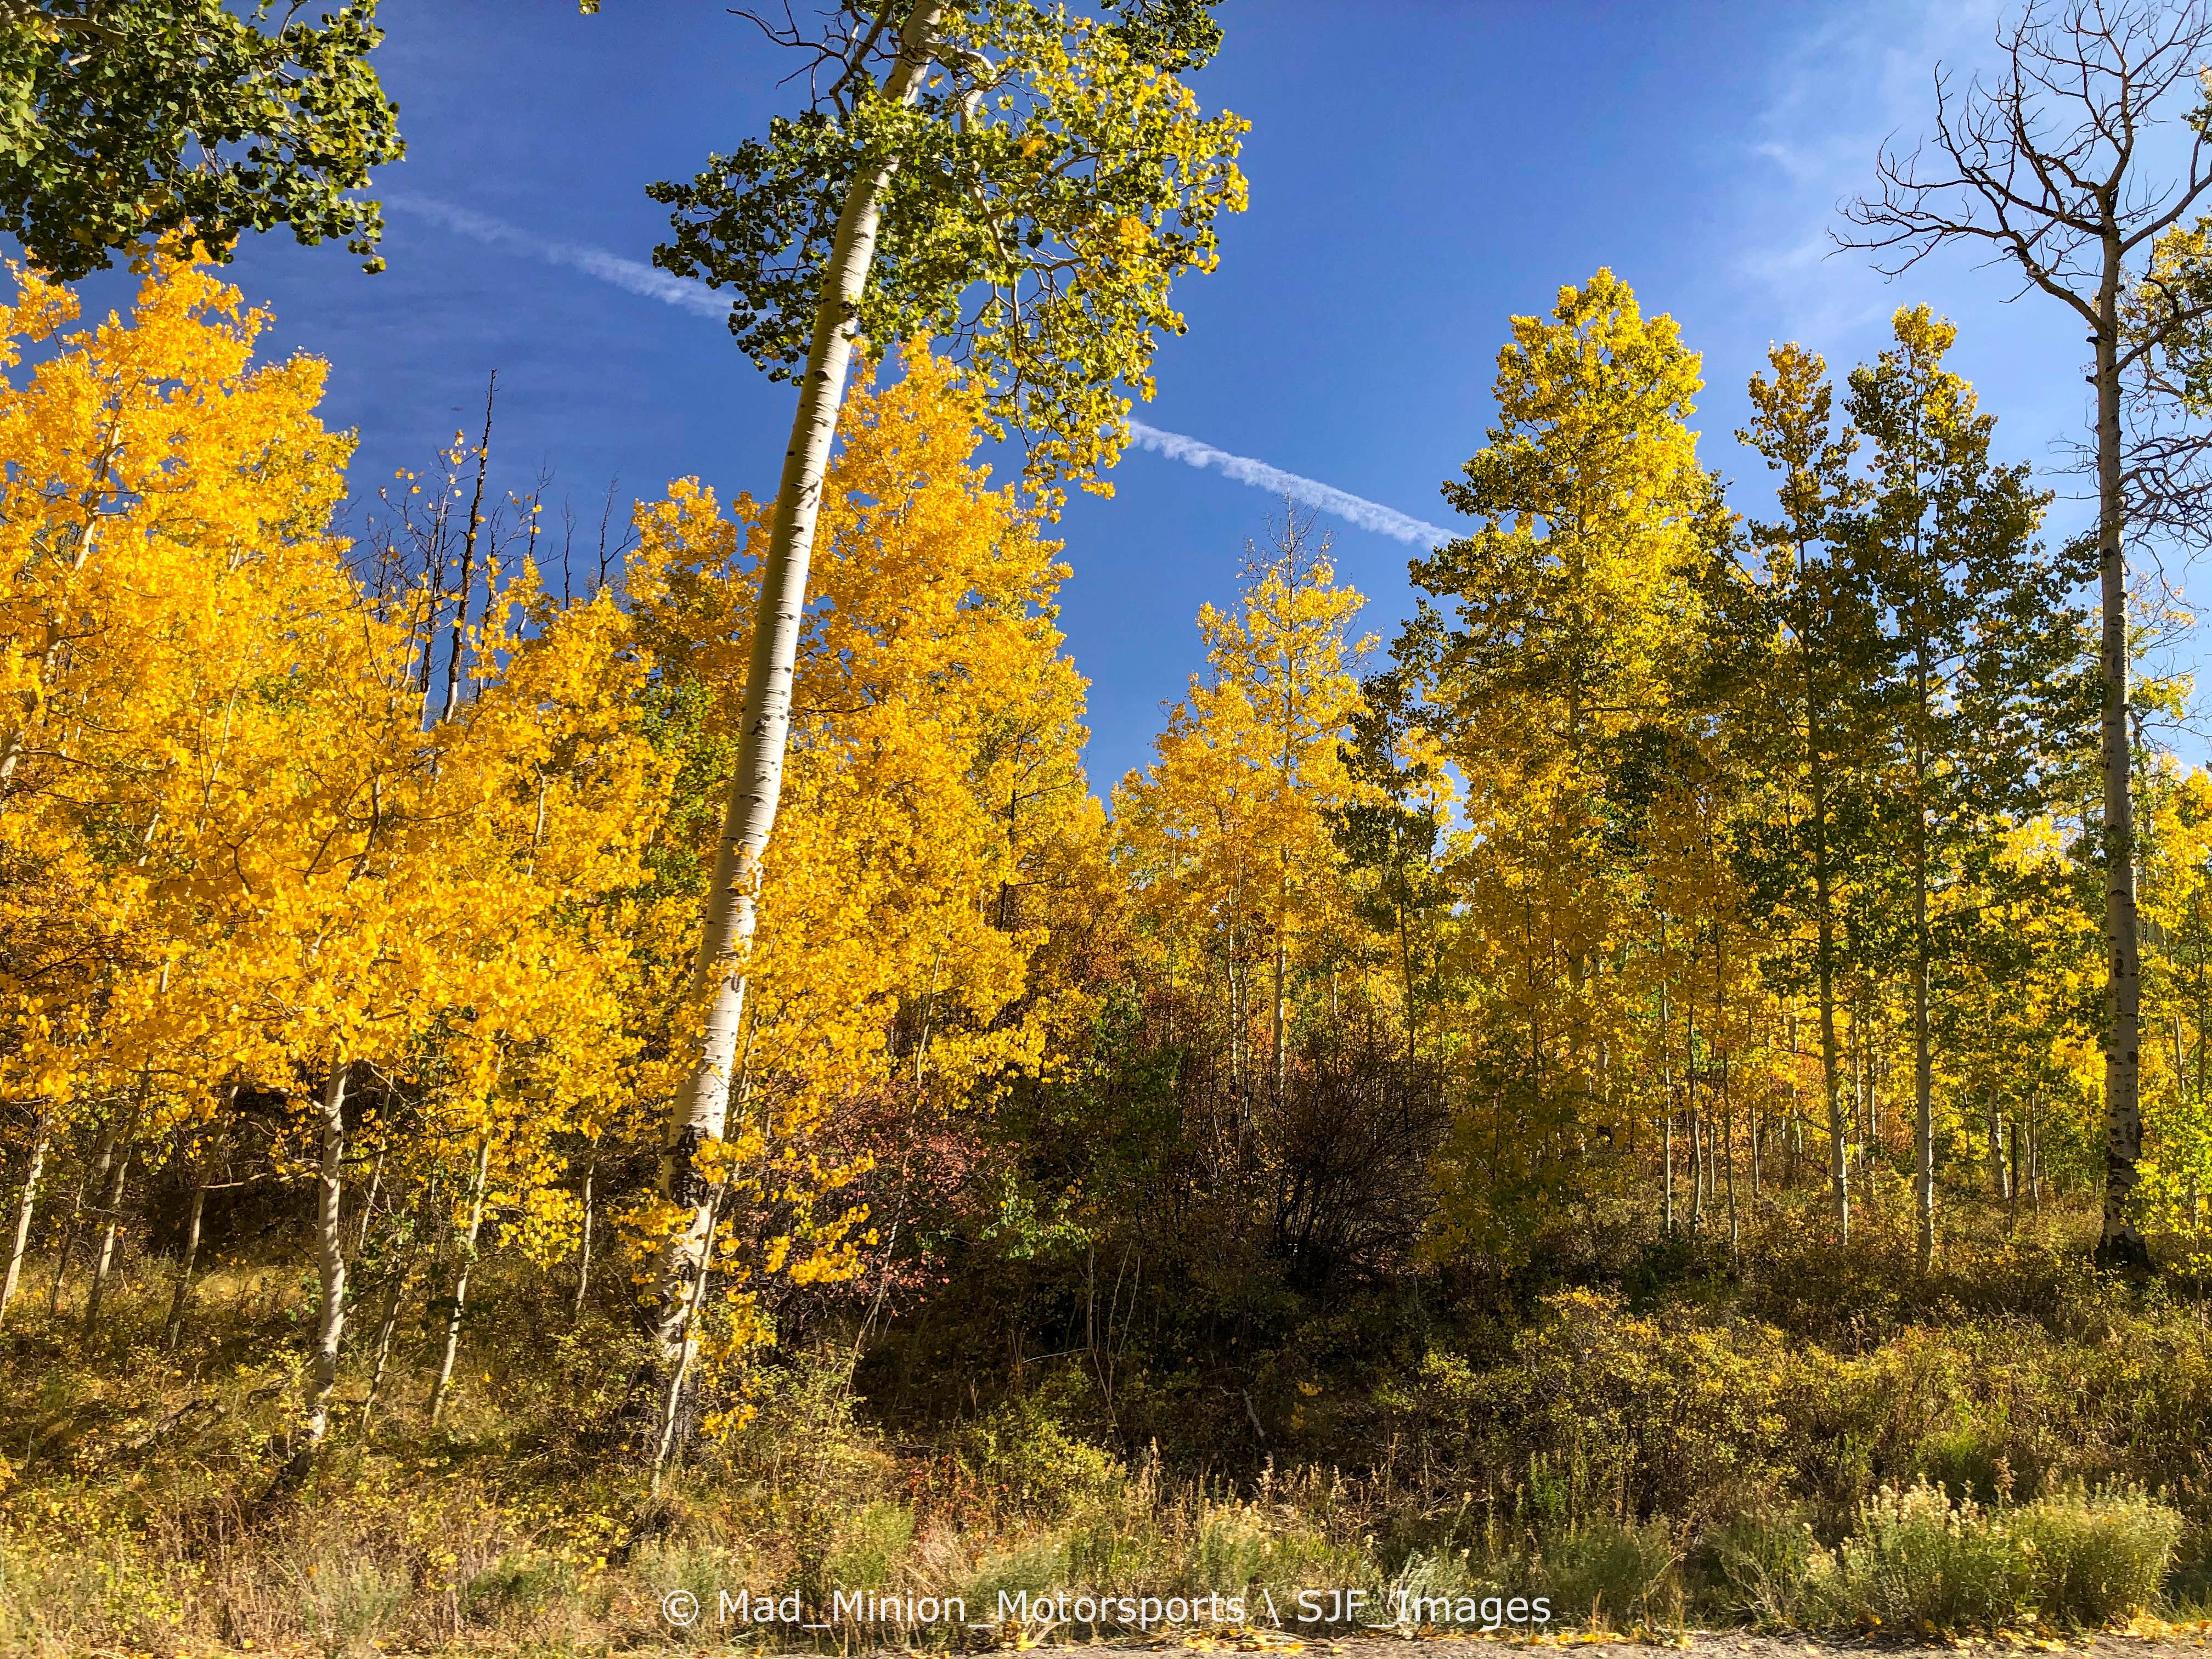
[428,1136,492,1427]
[573,1142,597,1320]
[163,1165,207,1351]
[64,1109,120,1323]
[302,1058,352,1445]
[46,1159,88,1316]
[652,1,946,1358]
[2094,248,2149,1270]
[0,1109,49,1328]
[362,1260,411,1429]
[82,1098,139,1340]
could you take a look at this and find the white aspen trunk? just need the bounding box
[1803,616,1849,1240]
[2008,1115,2022,1235]
[1851,1004,1870,1218]
[1914,768,1935,1273]
[1272,647,1293,1096]
[653,1,945,1358]
[1816,854,1848,1237]
[1271,895,1286,1102]
[652,1180,725,1493]
[2095,243,2149,1267]
[1398,885,1417,1066]
[362,1187,419,1431]
[428,1136,492,1426]
[303,1058,351,1445]
[573,1149,596,1320]
[82,1105,135,1335]
[162,1169,206,1351]
[362,1260,410,1429]
[354,1147,384,1260]
[1724,1082,1739,1257]
[2194,1001,2207,1232]
[1688,1045,1704,1236]
[1716,961,1737,1255]
[2029,1091,2045,1214]
[0,1110,49,1328]
[46,1163,86,1316]
[54,1113,119,1316]
[1750,1082,1762,1198]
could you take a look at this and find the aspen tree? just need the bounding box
[2138,768,2212,1265]
[1116,522,1370,1114]
[618,354,1098,1435]
[427,1136,493,1427]
[612,0,1244,1365]
[0,1,401,278]
[1403,270,1724,1254]
[0,1107,46,1327]
[1843,0,2212,1267]
[1836,307,2072,1269]
[1730,345,1878,1238]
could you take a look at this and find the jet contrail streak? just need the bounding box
[386,195,727,319]
[392,197,1453,546]
[1126,420,1451,548]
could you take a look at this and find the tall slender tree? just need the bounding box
[1728,343,1881,1239]
[1837,306,2069,1269]
[1842,0,2212,1268]
[615,0,1246,1363]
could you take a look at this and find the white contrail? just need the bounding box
[390,197,1451,546]
[1126,420,1452,548]
[385,195,726,319]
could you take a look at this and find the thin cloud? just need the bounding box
[1737,0,1993,338]
[385,194,726,319]
[391,196,1449,547]
[1126,420,1451,548]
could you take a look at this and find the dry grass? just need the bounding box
[2,1205,2209,1656]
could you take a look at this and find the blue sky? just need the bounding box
[53,0,2185,789]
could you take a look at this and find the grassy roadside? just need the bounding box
[4,1201,2211,1657]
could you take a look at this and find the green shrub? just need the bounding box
[1814,1482,2034,1632]
[825,1500,914,1593]
[1699,1509,1818,1627]
[1171,1502,1364,1597]
[2013,1484,2181,1628]
[961,1397,1122,1520]
[286,1553,410,1659]
[1810,1480,2181,1634]
[635,1543,753,1649]
[463,1550,577,1621]
[1539,1517,1682,1632]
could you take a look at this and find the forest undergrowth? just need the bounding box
[4,1190,2208,1658]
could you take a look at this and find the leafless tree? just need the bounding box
[1841,0,2212,1268]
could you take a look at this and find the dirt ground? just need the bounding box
[1017,1634,2212,1659]
[805,1632,2212,1659]
[340,1624,2212,1657]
